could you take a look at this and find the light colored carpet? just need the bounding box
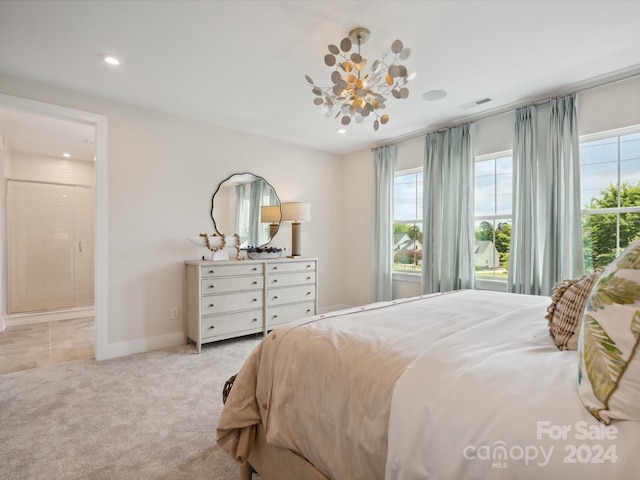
[0,334,262,480]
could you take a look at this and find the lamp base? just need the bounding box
[290,222,302,257]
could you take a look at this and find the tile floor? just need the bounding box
[0,317,94,375]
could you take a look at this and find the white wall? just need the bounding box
[341,75,640,307]
[0,73,343,358]
[341,147,374,308]
[0,134,4,330]
[579,78,640,136]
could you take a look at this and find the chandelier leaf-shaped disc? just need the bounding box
[324,54,336,67]
[305,28,414,131]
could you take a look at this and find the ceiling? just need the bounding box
[0,107,96,161]
[1,0,640,157]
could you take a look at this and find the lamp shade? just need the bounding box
[281,202,311,223]
[261,205,281,223]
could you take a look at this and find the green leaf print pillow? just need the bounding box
[578,239,640,424]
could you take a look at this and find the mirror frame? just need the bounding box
[210,172,281,247]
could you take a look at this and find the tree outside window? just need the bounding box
[474,154,512,280]
[580,130,640,272]
[393,170,423,272]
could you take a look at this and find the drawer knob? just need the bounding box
[273,279,278,283]
[306,309,311,313]
[306,265,311,268]
[252,318,258,322]
[273,267,278,270]
[273,315,278,319]
[306,292,311,295]
[306,277,311,281]
[208,285,215,289]
[252,298,258,302]
[209,325,215,330]
[273,296,278,300]
[208,270,214,274]
[252,281,258,285]
[208,304,214,307]
[252,267,258,271]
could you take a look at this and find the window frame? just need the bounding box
[579,125,640,271]
[392,168,423,276]
[473,150,513,286]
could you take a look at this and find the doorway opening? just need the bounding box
[0,93,107,373]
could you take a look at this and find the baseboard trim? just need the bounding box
[99,332,187,361]
[3,307,96,328]
[98,306,352,361]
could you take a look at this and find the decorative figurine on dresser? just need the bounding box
[185,173,317,353]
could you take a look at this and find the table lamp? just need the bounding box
[281,202,310,257]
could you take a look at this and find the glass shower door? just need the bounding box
[6,181,83,313]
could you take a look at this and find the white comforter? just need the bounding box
[385,290,639,479]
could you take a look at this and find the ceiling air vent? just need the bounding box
[458,97,493,110]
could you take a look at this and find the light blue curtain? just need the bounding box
[422,124,475,294]
[248,180,264,246]
[372,145,396,301]
[541,94,583,294]
[508,106,541,294]
[260,187,279,245]
[235,184,246,236]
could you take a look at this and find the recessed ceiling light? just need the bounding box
[62,152,71,158]
[336,128,347,135]
[423,90,447,101]
[102,54,120,66]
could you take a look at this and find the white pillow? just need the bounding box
[577,239,640,424]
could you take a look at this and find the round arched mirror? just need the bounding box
[210,173,281,248]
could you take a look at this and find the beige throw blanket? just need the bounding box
[217,294,452,479]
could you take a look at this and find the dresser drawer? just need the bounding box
[267,302,316,327]
[201,275,263,294]
[266,261,316,274]
[201,310,262,340]
[267,271,315,288]
[201,263,263,278]
[201,291,263,315]
[267,285,316,306]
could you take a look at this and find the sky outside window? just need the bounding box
[581,133,640,208]
[394,172,422,221]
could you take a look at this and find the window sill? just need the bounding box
[474,278,507,292]
[392,273,508,291]
[392,271,421,283]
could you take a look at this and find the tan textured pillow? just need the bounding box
[546,269,604,350]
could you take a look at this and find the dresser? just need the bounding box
[185,258,317,352]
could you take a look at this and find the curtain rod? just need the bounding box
[370,65,640,152]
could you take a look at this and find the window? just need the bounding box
[474,153,512,281]
[393,170,423,272]
[580,128,640,272]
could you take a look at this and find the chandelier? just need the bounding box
[305,27,415,131]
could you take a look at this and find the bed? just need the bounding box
[216,289,640,479]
